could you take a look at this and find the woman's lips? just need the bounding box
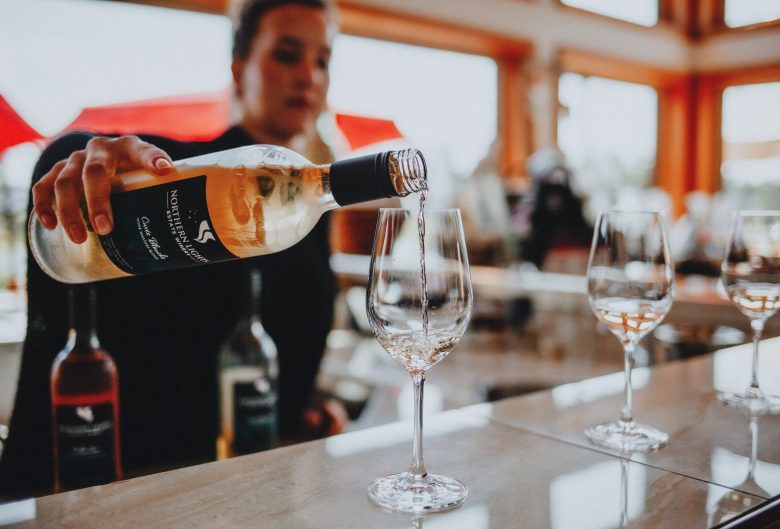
[286,97,312,109]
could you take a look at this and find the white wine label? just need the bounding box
[55,403,116,489]
[233,380,277,453]
[99,176,235,274]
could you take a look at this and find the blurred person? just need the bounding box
[517,148,592,270]
[0,0,346,498]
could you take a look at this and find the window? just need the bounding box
[724,0,780,28]
[557,73,658,216]
[721,82,780,209]
[329,35,498,207]
[560,0,658,27]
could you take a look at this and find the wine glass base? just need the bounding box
[368,472,468,514]
[718,391,780,415]
[585,421,668,452]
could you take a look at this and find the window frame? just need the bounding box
[554,0,668,30]
[694,63,780,195]
[555,48,691,215]
[337,2,534,179]
[666,0,780,39]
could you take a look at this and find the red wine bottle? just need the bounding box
[51,285,121,491]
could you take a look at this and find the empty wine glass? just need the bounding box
[366,208,472,514]
[586,211,675,451]
[719,211,780,415]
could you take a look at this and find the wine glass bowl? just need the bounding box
[366,208,472,514]
[585,211,674,452]
[719,211,780,414]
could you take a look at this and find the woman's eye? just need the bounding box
[317,56,329,70]
[273,49,299,64]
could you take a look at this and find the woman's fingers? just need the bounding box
[32,159,67,229]
[53,151,88,243]
[82,137,118,235]
[33,135,175,243]
[112,135,173,175]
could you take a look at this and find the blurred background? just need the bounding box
[2,0,780,435]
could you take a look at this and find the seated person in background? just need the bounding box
[0,0,345,498]
[517,148,592,271]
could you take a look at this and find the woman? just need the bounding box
[0,0,343,497]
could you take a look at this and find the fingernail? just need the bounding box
[94,214,113,235]
[154,158,172,172]
[67,223,86,243]
[39,213,56,229]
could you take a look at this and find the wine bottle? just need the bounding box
[51,285,121,491]
[218,268,278,455]
[29,145,427,283]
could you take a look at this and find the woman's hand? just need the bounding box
[302,397,349,438]
[32,135,174,243]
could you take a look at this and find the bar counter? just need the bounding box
[2,340,779,528]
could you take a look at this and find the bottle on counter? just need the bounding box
[218,268,278,457]
[30,145,427,283]
[51,285,121,492]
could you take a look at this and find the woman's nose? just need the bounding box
[295,59,324,88]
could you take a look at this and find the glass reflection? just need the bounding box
[550,457,646,529]
[707,414,780,525]
[402,504,489,529]
[712,340,780,397]
[324,411,488,458]
[551,369,650,409]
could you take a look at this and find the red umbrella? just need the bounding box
[0,94,44,153]
[55,90,403,151]
[61,89,232,142]
[334,113,404,151]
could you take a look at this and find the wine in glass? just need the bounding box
[366,208,472,514]
[719,211,780,414]
[586,210,674,451]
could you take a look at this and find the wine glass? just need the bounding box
[366,208,472,514]
[586,211,675,451]
[719,211,780,414]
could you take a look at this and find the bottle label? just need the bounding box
[55,403,117,489]
[99,176,235,274]
[233,380,277,453]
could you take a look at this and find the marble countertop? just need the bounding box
[2,340,779,528]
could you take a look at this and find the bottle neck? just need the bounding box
[69,285,99,351]
[241,268,262,320]
[327,149,427,206]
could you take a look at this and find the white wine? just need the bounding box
[593,297,669,343]
[377,329,460,376]
[30,145,427,283]
[726,283,780,321]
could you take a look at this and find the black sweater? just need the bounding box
[0,126,335,497]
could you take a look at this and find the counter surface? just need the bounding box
[2,341,779,529]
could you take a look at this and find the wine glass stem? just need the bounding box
[620,458,629,528]
[749,319,764,392]
[620,342,635,427]
[409,373,428,478]
[749,415,758,476]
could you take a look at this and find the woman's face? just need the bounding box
[233,5,335,143]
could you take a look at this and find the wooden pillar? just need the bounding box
[498,57,532,179]
[657,75,697,217]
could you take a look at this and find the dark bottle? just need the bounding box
[50,285,121,491]
[218,268,279,455]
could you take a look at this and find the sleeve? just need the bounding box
[0,133,95,498]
